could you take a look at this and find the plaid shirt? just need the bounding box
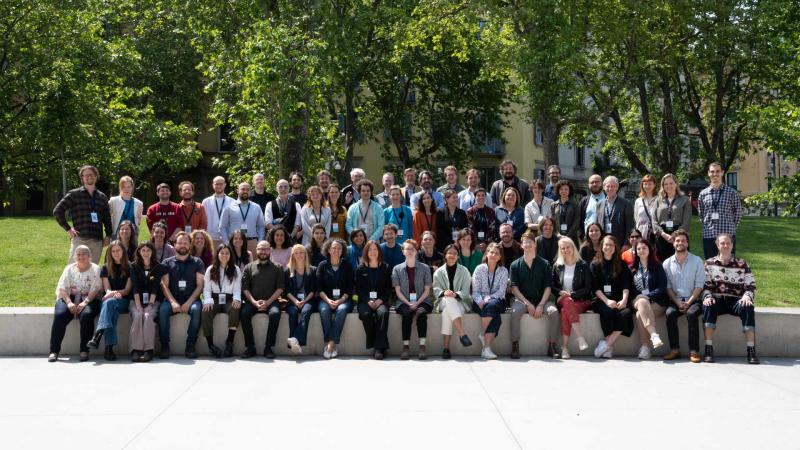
[698,184,742,239]
[53,186,112,240]
[702,256,755,302]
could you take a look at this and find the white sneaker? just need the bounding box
[331,348,338,358]
[481,347,498,360]
[638,345,652,360]
[602,347,614,358]
[594,339,609,358]
[561,347,571,359]
[650,333,664,349]
[577,336,589,351]
[478,333,485,347]
[323,348,332,359]
[287,337,301,354]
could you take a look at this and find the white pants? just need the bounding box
[440,296,466,336]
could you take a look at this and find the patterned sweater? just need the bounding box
[701,256,756,302]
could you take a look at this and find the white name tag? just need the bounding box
[184,226,192,233]
[142,293,150,305]
[397,229,404,237]
[369,291,377,300]
[605,223,612,234]
[560,224,568,232]
[332,223,339,233]
[409,293,417,302]
[711,212,720,220]
[297,293,305,300]
[506,220,514,226]
[90,212,99,223]
[218,293,227,304]
[272,219,282,225]
[240,223,248,231]
[332,289,341,298]
[478,231,485,239]
[665,220,674,229]
[641,289,650,296]
[603,284,612,294]
[178,280,187,290]
[360,224,369,231]
[451,231,458,241]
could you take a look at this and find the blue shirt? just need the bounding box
[380,242,404,269]
[409,190,445,212]
[383,205,413,244]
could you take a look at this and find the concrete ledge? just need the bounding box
[3,307,798,357]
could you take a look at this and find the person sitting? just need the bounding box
[433,244,474,359]
[590,236,634,359]
[392,240,433,360]
[201,244,243,358]
[284,244,318,355]
[472,243,509,360]
[662,230,705,362]
[87,240,133,361]
[355,240,393,359]
[551,237,593,359]
[629,239,668,360]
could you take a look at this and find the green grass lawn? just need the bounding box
[0,216,797,307]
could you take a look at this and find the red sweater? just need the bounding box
[146,202,185,238]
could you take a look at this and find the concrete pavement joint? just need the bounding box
[468,363,524,450]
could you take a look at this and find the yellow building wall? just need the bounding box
[735,150,800,197]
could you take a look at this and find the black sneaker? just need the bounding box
[104,346,117,361]
[263,347,275,359]
[459,335,473,347]
[442,349,451,360]
[159,344,170,359]
[747,346,760,365]
[130,350,142,362]
[208,344,222,359]
[704,345,715,363]
[547,342,560,359]
[185,345,198,359]
[87,332,102,349]
[223,341,234,358]
[242,346,256,359]
[374,350,385,360]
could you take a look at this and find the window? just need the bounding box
[575,145,585,168]
[477,167,496,191]
[726,172,739,190]
[535,125,543,146]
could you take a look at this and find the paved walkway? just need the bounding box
[2,356,798,449]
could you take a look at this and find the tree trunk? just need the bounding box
[540,117,561,169]
[338,91,357,186]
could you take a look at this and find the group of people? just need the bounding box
[48,160,758,364]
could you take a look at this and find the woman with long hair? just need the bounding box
[301,185,331,245]
[550,180,580,246]
[653,173,692,261]
[346,228,367,270]
[412,191,437,243]
[435,189,468,252]
[634,174,659,242]
[579,222,603,263]
[552,237,593,359]
[355,240,393,359]
[418,231,444,274]
[201,244,242,358]
[150,221,175,263]
[327,184,348,240]
[455,229,483,275]
[116,220,138,262]
[285,244,317,355]
[129,242,164,362]
[471,243,508,360]
[306,223,328,266]
[190,229,214,267]
[88,240,132,361]
[630,238,668,359]
[268,225,293,266]
[590,236,634,359]
[317,238,354,359]
[228,229,252,270]
[433,244,473,359]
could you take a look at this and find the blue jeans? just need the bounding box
[473,298,505,336]
[318,300,352,344]
[703,235,736,260]
[286,301,316,346]
[95,298,130,346]
[158,299,202,347]
[703,297,755,332]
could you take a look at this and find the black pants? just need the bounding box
[396,302,433,341]
[240,302,282,348]
[357,302,390,350]
[591,301,634,337]
[665,303,702,352]
[50,298,100,353]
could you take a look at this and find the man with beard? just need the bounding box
[220,182,266,255]
[346,179,386,242]
[489,160,531,206]
[662,230,705,362]
[178,181,207,234]
[409,170,445,212]
[498,223,522,270]
[158,232,205,359]
[579,174,606,240]
[250,173,276,214]
[289,171,307,207]
[240,240,285,358]
[265,179,303,242]
[698,161,742,259]
[458,168,494,210]
[543,165,561,201]
[202,176,236,249]
[53,165,112,264]
[146,183,184,241]
[400,168,421,207]
[437,165,465,194]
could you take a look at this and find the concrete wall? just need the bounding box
[4,307,797,358]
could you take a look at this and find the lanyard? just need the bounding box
[605,200,616,222]
[487,268,497,293]
[182,201,196,224]
[638,264,649,289]
[359,202,370,224]
[391,207,405,224]
[214,196,225,221]
[423,212,433,231]
[311,207,322,225]
[664,197,674,219]
[279,198,289,216]
[711,188,722,211]
[238,202,251,223]
[559,201,568,223]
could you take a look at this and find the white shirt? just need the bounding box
[458,188,494,210]
[202,194,235,241]
[562,263,576,293]
[56,263,102,297]
[203,265,242,305]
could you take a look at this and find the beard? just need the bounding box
[176,247,189,256]
[257,253,270,261]
[590,186,602,194]
[503,172,514,181]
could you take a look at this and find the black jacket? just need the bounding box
[354,263,393,303]
[316,260,354,299]
[551,259,593,302]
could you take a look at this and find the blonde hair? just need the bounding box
[658,173,684,199]
[287,244,310,276]
[118,176,134,191]
[555,236,580,266]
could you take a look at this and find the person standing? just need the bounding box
[435,189,468,252]
[240,241,285,358]
[355,240,393,359]
[535,217,559,264]
[456,229,483,275]
[342,168,365,208]
[146,183,184,240]
[508,232,557,359]
[201,244,242,358]
[653,173,692,261]
[53,165,112,264]
[523,179,553,233]
[437,165,465,193]
[346,179,385,242]
[250,173,276,214]
[383,186,413,245]
[189,230,214,268]
[327,184,348,240]
[202,176,235,248]
[409,170,445,211]
[543,165,561,201]
[178,181,208,234]
[490,160,531,206]
[220,182,266,255]
[701,234,758,364]
[317,170,332,194]
[433,244,474,359]
[662,230,705,362]
[108,175,143,238]
[150,222,175,263]
[375,172,395,208]
[288,171,307,207]
[596,176,633,250]
[551,179,580,246]
[300,185,331,245]
[158,232,205,359]
[412,191,438,244]
[698,162,742,259]
[265,179,303,242]
[494,187,526,241]
[400,168,421,207]
[633,175,659,244]
[393,240,433,360]
[466,188,496,251]
[578,174,605,240]
[47,245,103,362]
[458,169,494,210]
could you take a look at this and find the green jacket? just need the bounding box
[432,263,473,312]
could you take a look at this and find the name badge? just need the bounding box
[360,224,369,231]
[711,212,720,221]
[409,293,417,302]
[178,280,187,290]
[332,223,339,233]
[506,220,514,226]
[478,231,485,239]
[272,219,282,225]
[218,293,227,305]
[397,229,404,237]
[451,231,458,241]
[297,293,305,300]
[604,223,612,234]
[142,293,150,305]
[603,284,612,294]
[369,291,377,300]
[90,212,99,223]
[332,289,341,298]
[184,226,192,233]
[560,223,568,232]
[665,220,674,230]
[641,289,650,296]
[676,288,685,296]
[240,223,248,231]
